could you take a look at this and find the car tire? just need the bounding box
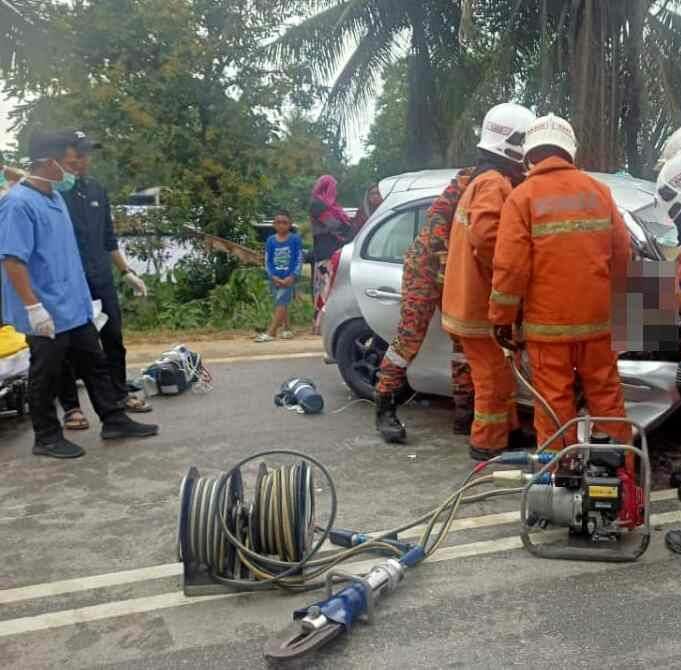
[335,318,412,401]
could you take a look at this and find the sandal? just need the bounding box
[63,408,90,431]
[125,396,153,413]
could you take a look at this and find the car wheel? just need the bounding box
[335,319,412,401]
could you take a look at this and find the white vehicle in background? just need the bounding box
[119,186,163,218]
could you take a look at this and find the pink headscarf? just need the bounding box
[311,175,350,225]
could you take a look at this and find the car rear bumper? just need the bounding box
[320,244,362,363]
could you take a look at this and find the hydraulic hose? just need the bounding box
[178,451,518,593]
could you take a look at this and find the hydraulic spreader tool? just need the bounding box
[176,415,651,661]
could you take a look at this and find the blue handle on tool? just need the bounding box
[497,452,555,466]
[399,545,426,568]
[294,583,368,631]
[329,528,415,553]
[329,528,369,548]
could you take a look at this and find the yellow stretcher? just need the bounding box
[0,325,27,359]
[0,326,29,417]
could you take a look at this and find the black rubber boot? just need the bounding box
[101,414,159,440]
[375,393,407,444]
[33,437,85,459]
[453,405,473,435]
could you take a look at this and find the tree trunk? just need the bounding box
[608,6,622,169]
[622,0,645,177]
[405,7,437,169]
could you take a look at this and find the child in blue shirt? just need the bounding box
[256,210,303,342]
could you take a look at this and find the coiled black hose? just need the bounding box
[178,449,519,593]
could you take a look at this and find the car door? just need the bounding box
[350,204,454,397]
[351,207,418,337]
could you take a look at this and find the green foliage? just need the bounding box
[6,0,306,211]
[270,0,466,168]
[366,60,410,178]
[340,158,377,205]
[120,268,314,332]
[0,1,46,87]
[261,112,347,222]
[273,0,681,176]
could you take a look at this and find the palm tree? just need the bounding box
[456,0,681,175]
[269,0,466,169]
[274,0,681,177]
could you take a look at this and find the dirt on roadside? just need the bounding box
[124,331,324,366]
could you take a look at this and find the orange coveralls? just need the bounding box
[442,170,519,453]
[489,156,631,450]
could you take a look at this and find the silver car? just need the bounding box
[321,169,681,432]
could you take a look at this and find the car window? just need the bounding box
[416,205,432,231]
[363,209,418,263]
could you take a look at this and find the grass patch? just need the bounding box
[121,267,315,334]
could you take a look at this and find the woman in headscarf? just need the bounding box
[310,175,352,334]
[350,183,383,236]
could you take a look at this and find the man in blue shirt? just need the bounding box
[0,130,159,458]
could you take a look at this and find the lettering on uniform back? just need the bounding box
[532,191,601,218]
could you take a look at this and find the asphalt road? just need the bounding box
[2,353,681,670]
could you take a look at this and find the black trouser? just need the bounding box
[28,322,125,444]
[59,284,127,412]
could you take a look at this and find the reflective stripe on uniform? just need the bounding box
[524,321,610,338]
[474,410,509,425]
[385,346,410,369]
[490,289,521,305]
[532,218,611,238]
[442,314,492,337]
[455,208,469,226]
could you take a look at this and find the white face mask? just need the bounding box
[28,161,76,192]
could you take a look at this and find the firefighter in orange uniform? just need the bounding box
[442,103,536,461]
[489,114,632,451]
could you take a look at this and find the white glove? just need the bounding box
[123,271,148,297]
[26,303,56,339]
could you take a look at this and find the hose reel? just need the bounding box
[177,451,330,596]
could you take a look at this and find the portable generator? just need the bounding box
[520,417,651,562]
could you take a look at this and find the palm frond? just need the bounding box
[323,26,398,133]
[267,1,375,83]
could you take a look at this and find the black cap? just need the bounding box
[63,128,102,153]
[28,130,72,161]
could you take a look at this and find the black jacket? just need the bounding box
[62,177,118,290]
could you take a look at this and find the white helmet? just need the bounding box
[656,127,681,172]
[477,103,536,163]
[523,113,578,162]
[655,151,681,235]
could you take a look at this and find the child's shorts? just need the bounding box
[271,283,295,306]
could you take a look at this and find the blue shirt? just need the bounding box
[265,233,303,280]
[0,183,93,335]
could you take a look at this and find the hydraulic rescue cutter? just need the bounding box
[263,546,424,660]
[174,427,651,662]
